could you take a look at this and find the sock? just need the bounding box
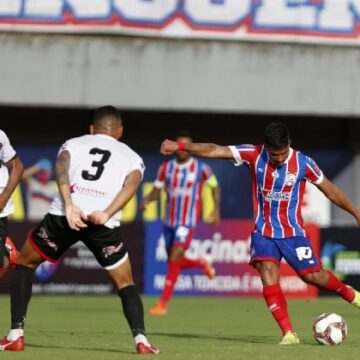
[178,257,204,270]
[263,284,293,335]
[134,334,150,346]
[160,260,180,306]
[118,285,145,337]
[322,270,355,302]
[10,264,34,329]
[7,329,24,341]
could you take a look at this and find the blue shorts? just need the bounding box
[163,225,194,251]
[250,232,322,276]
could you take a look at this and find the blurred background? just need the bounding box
[1,0,360,299]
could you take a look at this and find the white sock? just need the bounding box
[7,329,24,341]
[134,334,150,346]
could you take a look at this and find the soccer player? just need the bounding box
[159,122,360,345]
[141,131,221,316]
[0,106,159,354]
[0,129,23,276]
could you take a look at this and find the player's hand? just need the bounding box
[88,210,109,225]
[65,204,88,231]
[207,210,221,226]
[140,199,149,211]
[160,139,178,155]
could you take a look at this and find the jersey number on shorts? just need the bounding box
[81,148,111,181]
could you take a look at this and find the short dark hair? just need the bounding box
[175,130,193,141]
[93,105,122,126]
[264,122,290,148]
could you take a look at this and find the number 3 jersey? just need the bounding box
[50,134,145,228]
[154,158,214,228]
[229,144,323,238]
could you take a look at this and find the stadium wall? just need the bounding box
[1,33,360,116]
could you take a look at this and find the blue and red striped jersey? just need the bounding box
[154,158,214,228]
[229,144,323,238]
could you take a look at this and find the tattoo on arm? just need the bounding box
[56,151,70,187]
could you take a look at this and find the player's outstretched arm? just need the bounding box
[0,156,23,210]
[317,176,360,226]
[56,150,87,230]
[160,139,233,159]
[89,169,142,225]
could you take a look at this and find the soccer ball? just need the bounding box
[313,313,347,345]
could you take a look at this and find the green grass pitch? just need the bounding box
[0,295,359,359]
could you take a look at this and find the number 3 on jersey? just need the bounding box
[82,148,111,181]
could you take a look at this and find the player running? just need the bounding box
[141,131,221,316]
[0,106,159,354]
[159,122,360,345]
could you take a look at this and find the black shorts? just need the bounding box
[0,217,8,268]
[30,214,128,270]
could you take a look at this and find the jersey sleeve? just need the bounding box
[228,144,257,166]
[128,154,145,179]
[0,130,16,163]
[304,156,324,185]
[201,163,218,188]
[154,162,167,189]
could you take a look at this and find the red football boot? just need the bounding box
[5,237,19,268]
[136,342,160,355]
[0,336,25,351]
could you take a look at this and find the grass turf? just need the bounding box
[0,295,359,359]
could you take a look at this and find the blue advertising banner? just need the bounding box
[144,220,319,298]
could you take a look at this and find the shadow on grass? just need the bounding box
[152,332,320,346]
[152,332,277,344]
[26,343,135,355]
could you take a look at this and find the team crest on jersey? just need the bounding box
[271,171,279,179]
[285,173,297,186]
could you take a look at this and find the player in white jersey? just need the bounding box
[0,107,159,354]
[0,130,23,275]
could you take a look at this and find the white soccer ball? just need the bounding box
[313,313,347,345]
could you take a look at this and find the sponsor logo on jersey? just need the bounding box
[264,190,291,202]
[71,183,107,197]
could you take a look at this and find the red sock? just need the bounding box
[178,257,204,270]
[263,284,293,335]
[160,260,180,306]
[322,270,355,302]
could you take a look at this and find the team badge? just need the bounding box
[285,173,297,186]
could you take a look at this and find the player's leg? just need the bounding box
[302,269,358,305]
[0,214,74,352]
[178,255,215,280]
[0,239,44,351]
[0,217,10,277]
[251,233,298,345]
[280,236,359,306]
[107,258,159,355]
[86,225,159,354]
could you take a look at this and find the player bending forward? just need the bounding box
[159,122,360,345]
[0,106,159,354]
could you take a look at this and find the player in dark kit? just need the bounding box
[159,122,360,345]
[0,107,159,354]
